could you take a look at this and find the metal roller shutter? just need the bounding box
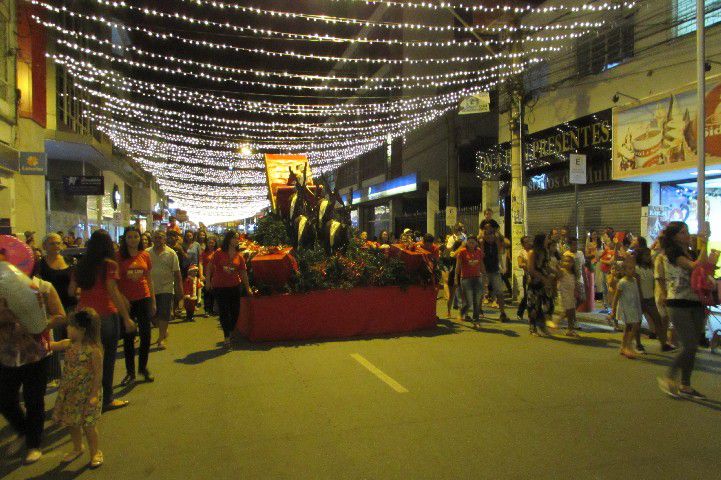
[527,182,642,237]
[578,182,642,236]
[527,190,576,236]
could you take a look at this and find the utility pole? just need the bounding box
[696,0,706,236]
[508,24,526,300]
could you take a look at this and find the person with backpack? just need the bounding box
[657,221,708,399]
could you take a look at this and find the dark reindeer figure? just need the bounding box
[287,166,317,249]
[316,174,352,255]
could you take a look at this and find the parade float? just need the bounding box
[235,154,438,342]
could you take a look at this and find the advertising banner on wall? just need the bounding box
[613,79,721,180]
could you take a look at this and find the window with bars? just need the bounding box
[576,19,635,77]
[675,0,721,36]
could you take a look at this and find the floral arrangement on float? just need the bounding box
[233,156,439,342]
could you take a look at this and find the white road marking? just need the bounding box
[350,353,408,393]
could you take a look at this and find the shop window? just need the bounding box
[576,19,634,76]
[675,0,721,36]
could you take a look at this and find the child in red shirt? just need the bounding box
[183,265,202,322]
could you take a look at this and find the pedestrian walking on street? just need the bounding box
[50,309,105,468]
[634,241,674,352]
[117,226,156,384]
[558,242,580,337]
[206,230,253,348]
[613,256,643,359]
[201,236,218,316]
[516,235,531,322]
[443,236,463,318]
[149,231,183,350]
[657,221,708,399]
[37,233,78,383]
[527,233,553,336]
[0,275,66,464]
[455,235,485,323]
[71,229,135,412]
[481,227,508,322]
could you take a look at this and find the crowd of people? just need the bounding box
[0,222,253,468]
[0,212,716,469]
[436,214,712,403]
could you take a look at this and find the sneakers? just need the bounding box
[139,369,155,383]
[657,377,680,398]
[679,388,706,400]
[635,345,647,355]
[120,374,136,386]
[24,449,42,464]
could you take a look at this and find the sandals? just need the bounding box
[102,399,129,412]
[90,451,104,468]
[62,449,85,462]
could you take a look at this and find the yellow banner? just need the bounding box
[263,154,313,212]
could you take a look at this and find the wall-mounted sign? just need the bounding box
[112,184,121,210]
[19,152,47,176]
[613,79,721,180]
[527,162,611,194]
[63,176,105,195]
[476,110,612,180]
[569,153,587,184]
[459,92,490,115]
[367,172,417,201]
[445,206,458,227]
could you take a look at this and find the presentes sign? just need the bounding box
[63,176,104,195]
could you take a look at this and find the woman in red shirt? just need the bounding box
[71,230,135,412]
[117,226,156,385]
[200,236,218,316]
[454,235,486,323]
[206,230,253,348]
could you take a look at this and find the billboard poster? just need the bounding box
[613,79,721,180]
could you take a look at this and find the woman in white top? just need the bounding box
[657,221,708,399]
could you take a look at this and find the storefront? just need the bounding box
[612,76,721,247]
[342,172,421,240]
[478,109,643,237]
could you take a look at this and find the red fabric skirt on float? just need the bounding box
[236,286,438,342]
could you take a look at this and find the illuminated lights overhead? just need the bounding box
[33,0,592,49]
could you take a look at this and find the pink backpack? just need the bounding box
[691,263,720,306]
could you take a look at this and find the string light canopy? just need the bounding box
[34,0,596,49]
[40,0,617,222]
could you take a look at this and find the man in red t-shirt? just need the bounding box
[454,236,486,322]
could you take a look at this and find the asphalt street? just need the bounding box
[2,302,721,479]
